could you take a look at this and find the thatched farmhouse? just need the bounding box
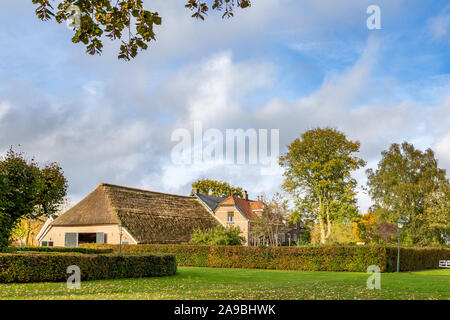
[38,183,302,247]
[38,183,220,247]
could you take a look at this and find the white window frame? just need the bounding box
[227,211,235,223]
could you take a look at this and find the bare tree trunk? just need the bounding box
[326,206,332,240]
[317,195,326,244]
[25,229,30,246]
[319,216,326,244]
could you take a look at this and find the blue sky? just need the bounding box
[0,0,449,212]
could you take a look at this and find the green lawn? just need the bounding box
[0,267,448,300]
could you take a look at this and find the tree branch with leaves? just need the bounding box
[32,0,251,60]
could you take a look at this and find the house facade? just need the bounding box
[194,190,303,246]
[38,183,302,247]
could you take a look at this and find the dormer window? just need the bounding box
[227,211,234,223]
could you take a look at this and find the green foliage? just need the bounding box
[0,147,68,251]
[298,228,311,245]
[0,252,176,283]
[367,142,450,246]
[185,0,251,19]
[190,225,244,245]
[279,128,366,244]
[326,221,357,244]
[191,179,243,197]
[32,0,251,60]
[83,244,449,272]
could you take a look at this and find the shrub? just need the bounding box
[0,253,177,283]
[190,226,245,246]
[298,228,311,245]
[82,244,450,272]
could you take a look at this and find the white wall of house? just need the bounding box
[39,224,137,247]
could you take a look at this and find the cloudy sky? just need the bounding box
[1,0,449,212]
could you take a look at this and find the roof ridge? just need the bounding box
[99,183,195,199]
[101,184,122,226]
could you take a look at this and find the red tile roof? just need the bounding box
[218,195,264,221]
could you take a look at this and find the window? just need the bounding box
[78,233,97,244]
[227,211,234,223]
[41,241,54,247]
[48,241,54,247]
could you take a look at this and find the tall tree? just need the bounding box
[279,128,365,244]
[32,0,251,60]
[366,142,449,246]
[0,148,68,251]
[191,179,243,198]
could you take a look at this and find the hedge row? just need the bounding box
[0,253,177,283]
[11,246,113,254]
[82,244,450,272]
[385,247,450,272]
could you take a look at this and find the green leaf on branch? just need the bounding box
[32,0,251,61]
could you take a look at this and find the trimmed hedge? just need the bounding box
[386,247,450,272]
[0,253,177,283]
[11,246,113,254]
[81,244,450,272]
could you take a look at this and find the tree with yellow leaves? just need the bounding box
[353,211,377,243]
[11,218,47,246]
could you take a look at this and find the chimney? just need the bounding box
[243,191,248,200]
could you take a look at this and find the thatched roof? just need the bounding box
[52,185,119,226]
[52,183,219,244]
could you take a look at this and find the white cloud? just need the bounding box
[428,5,450,41]
[0,102,10,120]
[436,133,450,170]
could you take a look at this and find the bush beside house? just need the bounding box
[190,226,245,246]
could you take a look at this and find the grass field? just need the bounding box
[0,267,448,300]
